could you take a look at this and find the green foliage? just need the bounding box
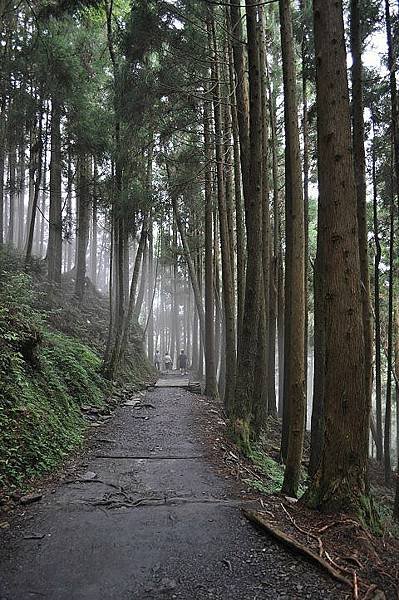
[372,494,399,538]
[244,448,306,496]
[0,270,105,489]
[246,449,285,495]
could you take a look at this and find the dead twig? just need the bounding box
[353,570,359,600]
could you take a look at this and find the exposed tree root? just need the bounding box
[243,509,354,589]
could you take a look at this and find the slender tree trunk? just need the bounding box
[147,213,155,362]
[74,154,90,303]
[25,103,43,262]
[385,164,394,484]
[252,5,270,432]
[47,98,62,284]
[227,16,245,341]
[350,0,373,460]
[66,148,73,272]
[91,160,98,286]
[210,14,236,412]
[372,113,383,462]
[116,214,148,365]
[394,308,399,520]
[7,141,16,245]
[17,131,26,249]
[279,0,306,496]
[301,0,310,425]
[266,66,279,417]
[170,191,205,343]
[204,96,218,398]
[134,238,148,324]
[0,95,5,246]
[39,109,49,257]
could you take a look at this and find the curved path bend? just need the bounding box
[0,380,343,599]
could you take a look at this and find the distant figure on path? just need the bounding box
[154,350,161,371]
[164,352,172,372]
[178,350,188,376]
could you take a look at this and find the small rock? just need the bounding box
[160,577,177,593]
[80,471,97,480]
[123,399,140,407]
[0,522,10,529]
[20,493,43,505]
[284,496,298,504]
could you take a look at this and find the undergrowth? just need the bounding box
[245,445,306,496]
[0,270,106,489]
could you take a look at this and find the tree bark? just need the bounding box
[74,154,91,303]
[279,0,306,497]
[25,103,43,262]
[210,13,236,412]
[47,98,63,284]
[233,0,263,444]
[204,94,218,397]
[350,0,373,465]
[372,113,383,462]
[305,0,369,514]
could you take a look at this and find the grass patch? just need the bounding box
[244,447,307,497]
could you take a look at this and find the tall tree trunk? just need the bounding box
[229,0,250,201]
[279,0,306,496]
[116,214,148,365]
[7,141,16,245]
[305,0,369,514]
[47,98,62,284]
[309,222,326,477]
[91,160,98,286]
[267,65,279,417]
[147,213,155,363]
[233,0,263,444]
[74,154,90,303]
[39,108,49,258]
[0,95,5,246]
[252,4,271,432]
[394,308,399,520]
[372,113,383,462]
[227,15,245,342]
[170,191,205,343]
[17,132,26,249]
[66,147,73,272]
[25,103,43,262]
[210,13,236,412]
[301,0,310,425]
[134,238,148,324]
[350,0,373,461]
[204,95,218,398]
[385,164,394,484]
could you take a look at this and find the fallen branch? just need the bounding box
[243,509,352,589]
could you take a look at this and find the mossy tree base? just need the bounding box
[303,474,381,532]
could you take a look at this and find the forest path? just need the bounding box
[0,383,344,600]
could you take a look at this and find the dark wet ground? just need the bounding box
[0,384,344,599]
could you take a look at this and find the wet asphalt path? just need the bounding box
[0,383,344,599]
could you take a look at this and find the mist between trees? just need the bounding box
[0,0,398,522]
